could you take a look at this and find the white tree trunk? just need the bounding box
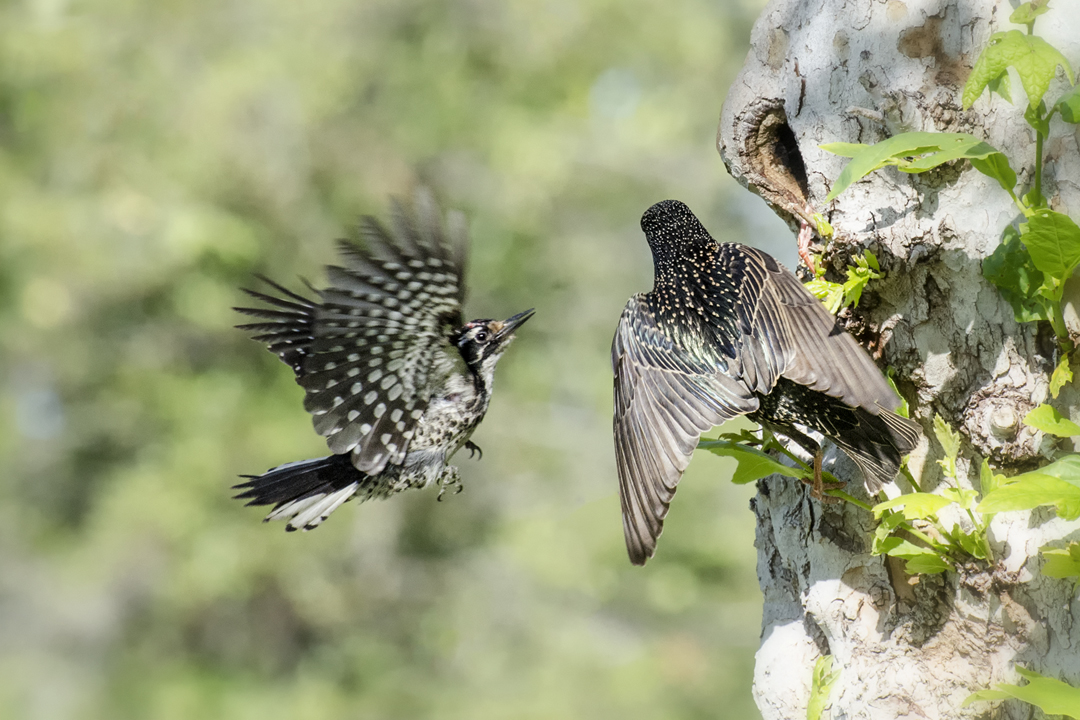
[718,1,1080,718]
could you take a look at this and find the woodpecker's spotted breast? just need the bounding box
[235,188,533,530]
[612,199,921,565]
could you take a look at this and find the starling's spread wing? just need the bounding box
[237,187,468,475]
[719,245,899,414]
[612,294,757,565]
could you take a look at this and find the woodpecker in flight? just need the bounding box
[612,199,921,565]
[235,188,533,530]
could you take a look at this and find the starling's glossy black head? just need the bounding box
[640,200,715,270]
[641,200,711,243]
[453,308,535,372]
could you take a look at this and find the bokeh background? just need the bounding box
[0,0,796,717]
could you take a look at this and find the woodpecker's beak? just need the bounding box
[493,308,535,344]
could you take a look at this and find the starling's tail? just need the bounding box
[832,409,922,494]
[234,454,364,531]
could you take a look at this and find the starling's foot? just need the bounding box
[436,466,464,501]
[801,450,843,503]
[797,220,817,275]
[465,440,483,460]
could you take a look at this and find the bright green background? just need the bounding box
[0,0,790,718]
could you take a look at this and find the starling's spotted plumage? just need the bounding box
[612,200,921,565]
[235,188,533,530]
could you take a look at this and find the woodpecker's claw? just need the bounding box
[465,440,483,460]
[437,466,463,501]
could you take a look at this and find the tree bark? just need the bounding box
[718,1,1080,718]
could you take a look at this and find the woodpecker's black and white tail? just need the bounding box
[234,455,363,531]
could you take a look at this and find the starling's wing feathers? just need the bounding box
[612,295,757,565]
[238,187,468,476]
[734,246,899,413]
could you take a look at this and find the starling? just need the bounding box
[234,188,533,530]
[612,200,921,565]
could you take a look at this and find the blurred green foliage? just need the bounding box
[0,0,785,717]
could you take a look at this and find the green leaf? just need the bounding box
[933,414,960,462]
[885,368,910,419]
[1021,210,1080,280]
[873,492,952,520]
[963,30,1074,110]
[1009,1,1051,26]
[965,667,1080,719]
[933,414,960,479]
[1058,85,1080,124]
[980,458,1001,500]
[982,225,1051,323]
[824,132,1003,202]
[699,439,805,484]
[948,523,989,560]
[977,473,1080,521]
[807,655,841,720]
[1025,102,1051,139]
[1041,542,1080,584]
[900,138,1003,173]
[819,142,867,158]
[840,251,882,308]
[963,689,1013,705]
[873,508,907,546]
[1030,454,1080,484]
[1024,404,1080,437]
[968,152,1017,193]
[941,487,979,510]
[812,213,834,240]
[987,72,1012,104]
[1050,353,1073,398]
[804,278,844,314]
[903,553,952,575]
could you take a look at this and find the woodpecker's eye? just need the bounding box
[475,330,490,343]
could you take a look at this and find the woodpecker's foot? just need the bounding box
[797,220,817,275]
[436,466,464,501]
[465,440,483,460]
[801,450,843,503]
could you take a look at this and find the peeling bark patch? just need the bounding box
[897,12,964,89]
[765,27,789,71]
[897,15,943,61]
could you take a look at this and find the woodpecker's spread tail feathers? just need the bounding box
[234,455,363,531]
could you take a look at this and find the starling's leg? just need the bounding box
[802,449,844,503]
[465,440,483,460]
[797,219,817,275]
[436,465,464,501]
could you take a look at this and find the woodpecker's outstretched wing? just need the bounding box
[612,294,757,565]
[237,187,468,475]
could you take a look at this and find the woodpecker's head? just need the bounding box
[453,308,535,378]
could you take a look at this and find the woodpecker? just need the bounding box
[234,188,533,530]
[612,200,921,565]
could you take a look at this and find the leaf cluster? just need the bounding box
[804,250,881,314]
[869,416,991,574]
